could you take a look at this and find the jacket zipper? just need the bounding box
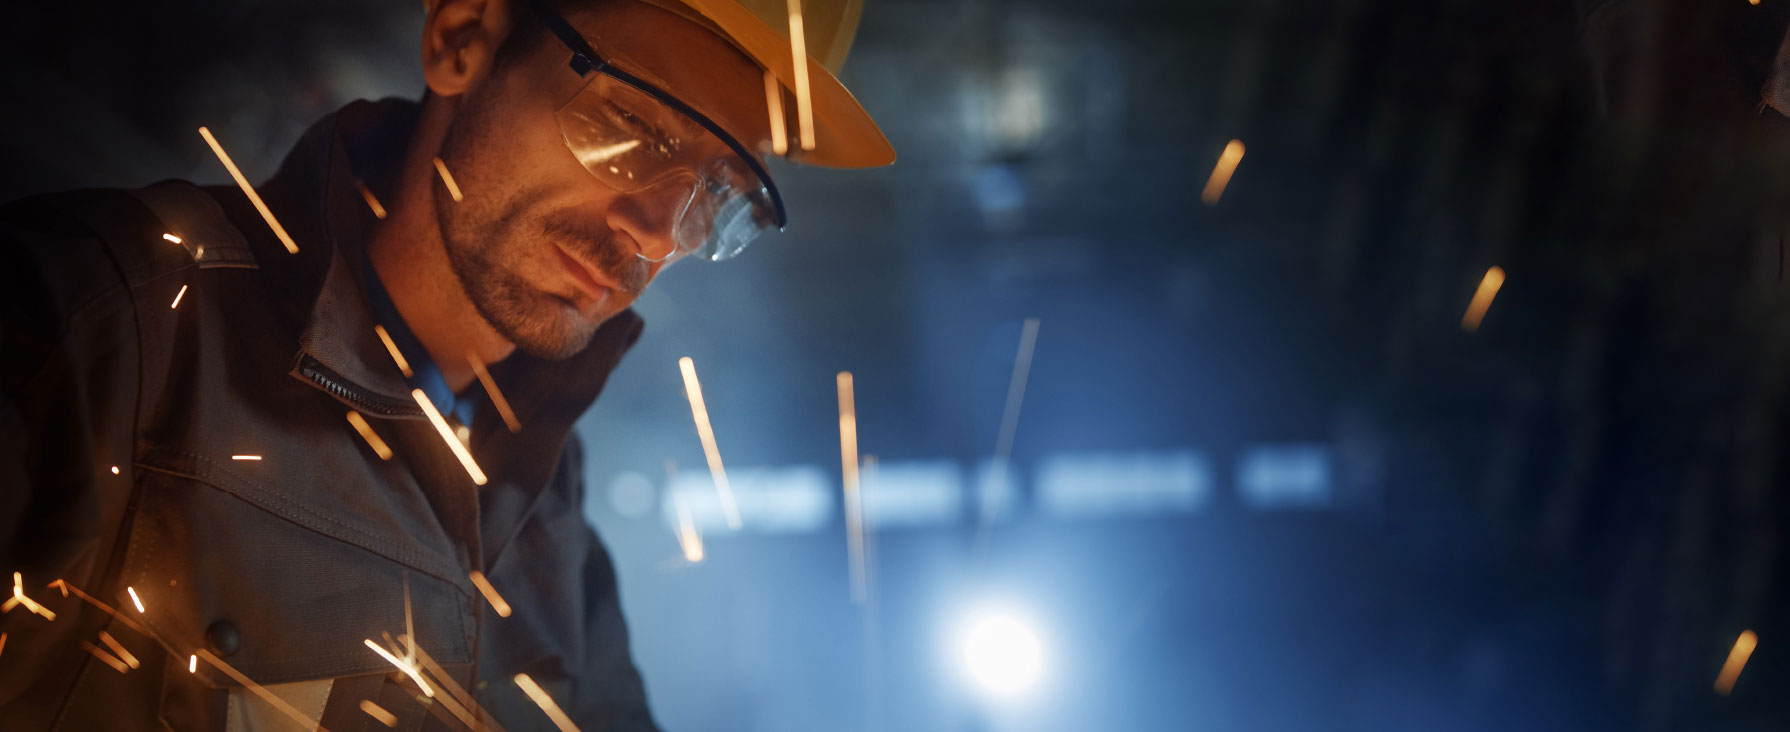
[296,354,422,417]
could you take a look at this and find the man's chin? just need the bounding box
[500,307,604,361]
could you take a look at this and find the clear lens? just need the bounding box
[557,72,778,262]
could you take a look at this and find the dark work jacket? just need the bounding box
[0,98,660,732]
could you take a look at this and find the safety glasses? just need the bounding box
[531,0,786,262]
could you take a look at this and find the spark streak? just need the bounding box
[196,649,333,731]
[346,411,394,460]
[838,371,866,603]
[82,641,131,673]
[0,632,7,658]
[374,325,414,378]
[364,639,434,697]
[764,70,789,156]
[467,353,521,433]
[170,284,188,309]
[126,586,145,612]
[402,634,507,732]
[355,180,388,219]
[199,127,298,254]
[515,673,582,732]
[469,571,512,618]
[786,0,816,151]
[98,630,140,669]
[433,157,465,202]
[677,357,741,529]
[188,654,196,673]
[1715,630,1758,695]
[1461,266,1505,332]
[8,572,55,620]
[1201,139,1245,205]
[413,388,488,485]
[47,580,145,634]
[162,233,182,244]
[360,700,398,727]
[231,455,262,461]
[674,496,705,563]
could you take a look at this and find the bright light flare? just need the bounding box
[467,353,521,433]
[126,586,144,613]
[1716,630,1758,695]
[360,699,398,727]
[786,0,816,151]
[764,70,789,156]
[468,571,512,618]
[170,285,188,309]
[231,455,262,461]
[162,233,182,244]
[677,357,741,529]
[1461,266,1506,332]
[346,411,394,460]
[1201,139,1245,205]
[413,389,487,485]
[364,638,434,697]
[515,673,583,732]
[838,371,866,603]
[433,157,465,202]
[961,612,1044,696]
[199,126,298,254]
[110,466,119,475]
[188,654,197,673]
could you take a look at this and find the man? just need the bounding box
[0,0,892,728]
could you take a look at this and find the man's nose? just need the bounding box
[606,179,694,261]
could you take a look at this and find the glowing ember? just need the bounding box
[1201,139,1245,205]
[231,455,262,461]
[466,353,521,433]
[412,389,488,485]
[764,70,789,157]
[170,284,188,309]
[355,179,389,220]
[1716,630,1758,695]
[162,233,182,244]
[1461,266,1506,332]
[677,357,741,529]
[374,325,414,378]
[346,411,394,460]
[364,638,434,697]
[111,466,119,475]
[515,673,583,732]
[432,157,465,202]
[198,127,298,254]
[837,371,865,603]
[81,641,131,673]
[126,586,145,613]
[360,699,398,727]
[188,654,197,673]
[98,630,140,669]
[785,0,816,151]
[468,571,512,618]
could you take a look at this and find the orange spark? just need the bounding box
[0,632,7,658]
[231,455,262,461]
[346,411,394,460]
[433,157,465,202]
[413,389,488,485]
[199,127,298,254]
[169,284,188,309]
[1201,139,1246,205]
[98,630,140,669]
[1716,630,1758,695]
[195,649,331,730]
[46,579,147,634]
[162,233,183,244]
[360,700,398,727]
[374,325,414,378]
[9,572,55,620]
[355,180,389,219]
[677,357,741,529]
[81,641,131,673]
[674,496,705,563]
[468,571,512,618]
[126,586,145,613]
[838,371,865,603]
[364,638,434,697]
[1461,266,1506,332]
[786,0,816,151]
[515,673,582,732]
[467,353,521,433]
[764,70,789,157]
[401,634,505,732]
[111,466,119,475]
[188,654,197,673]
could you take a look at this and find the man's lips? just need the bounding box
[554,243,618,300]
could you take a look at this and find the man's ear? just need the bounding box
[422,0,513,98]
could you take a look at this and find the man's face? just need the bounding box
[434,0,772,359]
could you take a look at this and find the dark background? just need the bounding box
[5,0,1790,729]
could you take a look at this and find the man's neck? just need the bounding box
[364,99,514,394]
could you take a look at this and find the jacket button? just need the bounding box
[206,620,241,658]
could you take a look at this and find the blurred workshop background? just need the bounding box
[6,0,1790,730]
